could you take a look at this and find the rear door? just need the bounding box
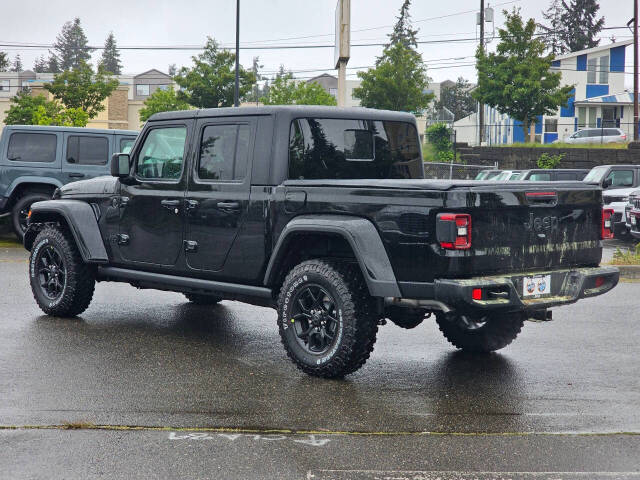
[184,116,255,275]
[63,132,111,181]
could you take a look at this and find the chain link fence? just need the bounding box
[423,161,499,180]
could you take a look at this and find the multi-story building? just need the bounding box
[0,68,175,132]
[453,40,633,145]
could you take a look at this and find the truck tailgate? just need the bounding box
[435,183,603,278]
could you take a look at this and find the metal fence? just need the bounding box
[423,161,499,180]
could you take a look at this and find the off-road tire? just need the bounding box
[183,293,222,305]
[29,226,96,317]
[12,192,51,241]
[386,305,426,329]
[435,312,524,353]
[277,259,378,378]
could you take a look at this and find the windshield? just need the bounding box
[509,172,522,180]
[584,166,608,183]
[475,172,488,180]
[494,171,511,181]
[484,171,501,180]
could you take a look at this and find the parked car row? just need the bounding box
[475,168,589,181]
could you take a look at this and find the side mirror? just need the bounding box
[602,178,612,189]
[111,153,130,178]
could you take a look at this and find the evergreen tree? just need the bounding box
[353,0,433,112]
[10,54,23,72]
[538,0,566,55]
[53,18,93,70]
[47,53,61,73]
[434,77,476,121]
[168,64,177,77]
[0,51,9,71]
[244,56,264,103]
[99,32,122,74]
[560,0,604,52]
[33,55,48,72]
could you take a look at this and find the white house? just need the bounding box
[454,40,633,145]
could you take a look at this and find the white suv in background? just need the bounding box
[563,128,627,144]
[584,165,640,237]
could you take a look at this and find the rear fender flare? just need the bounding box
[23,200,108,263]
[264,215,401,298]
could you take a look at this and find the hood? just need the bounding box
[602,187,637,199]
[59,176,119,197]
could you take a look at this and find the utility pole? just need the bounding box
[335,0,351,107]
[478,0,485,145]
[634,0,638,140]
[234,0,240,107]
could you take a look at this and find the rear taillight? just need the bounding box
[622,134,627,140]
[437,213,472,249]
[601,208,614,239]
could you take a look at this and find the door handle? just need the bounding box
[68,173,85,178]
[217,201,240,210]
[161,199,181,211]
[185,199,199,210]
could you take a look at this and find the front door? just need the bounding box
[184,117,255,274]
[118,122,192,267]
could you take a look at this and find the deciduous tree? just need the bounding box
[174,37,256,108]
[139,86,190,122]
[44,61,119,119]
[260,73,337,106]
[473,8,573,142]
[4,90,88,127]
[352,0,433,113]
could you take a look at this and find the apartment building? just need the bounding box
[0,68,175,132]
[454,40,633,145]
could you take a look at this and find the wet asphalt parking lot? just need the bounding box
[0,241,639,480]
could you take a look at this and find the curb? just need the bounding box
[616,265,640,280]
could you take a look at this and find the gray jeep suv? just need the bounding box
[0,125,137,239]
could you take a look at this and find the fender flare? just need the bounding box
[24,200,108,263]
[264,215,401,298]
[6,177,63,198]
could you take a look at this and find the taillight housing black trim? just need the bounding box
[436,213,471,250]
[601,208,614,239]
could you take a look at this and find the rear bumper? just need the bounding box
[394,266,619,313]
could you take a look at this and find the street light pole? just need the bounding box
[234,0,240,107]
[634,0,638,140]
[478,0,485,145]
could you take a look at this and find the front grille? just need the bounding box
[634,198,640,209]
[613,212,623,223]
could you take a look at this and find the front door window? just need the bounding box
[136,127,187,180]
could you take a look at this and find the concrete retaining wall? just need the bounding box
[461,146,640,170]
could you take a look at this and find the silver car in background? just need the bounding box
[563,128,627,144]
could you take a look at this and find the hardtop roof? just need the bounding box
[148,105,417,123]
[4,125,138,135]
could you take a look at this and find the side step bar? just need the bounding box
[97,266,273,299]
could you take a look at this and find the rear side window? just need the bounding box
[120,137,136,154]
[288,118,422,180]
[557,172,576,180]
[604,129,620,136]
[7,133,57,163]
[198,124,250,181]
[529,173,552,181]
[67,136,109,165]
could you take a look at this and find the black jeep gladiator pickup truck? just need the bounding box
[24,106,618,378]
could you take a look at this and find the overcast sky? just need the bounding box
[1,0,634,87]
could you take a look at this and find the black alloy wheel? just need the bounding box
[36,244,67,300]
[289,284,339,355]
